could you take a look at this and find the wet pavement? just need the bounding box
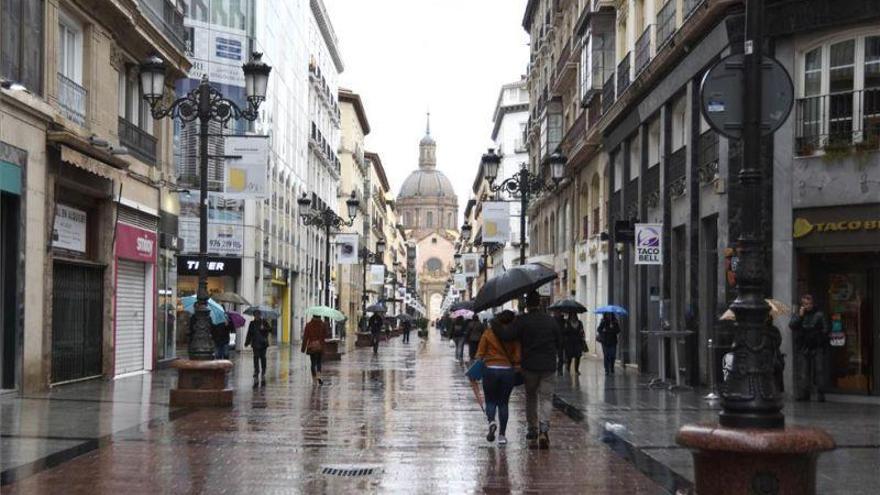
[2,334,664,494]
[552,357,880,495]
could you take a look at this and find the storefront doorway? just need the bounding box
[1,180,21,390]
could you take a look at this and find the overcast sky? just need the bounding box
[324,0,529,221]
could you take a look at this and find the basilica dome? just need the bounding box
[398,168,456,199]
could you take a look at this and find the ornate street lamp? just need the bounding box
[140,53,271,360]
[482,148,565,265]
[298,190,359,306]
[460,222,472,242]
[359,239,385,324]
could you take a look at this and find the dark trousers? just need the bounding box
[308,352,322,376]
[371,333,380,354]
[602,344,617,374]
[454,337,465,360]
[796,347,826,399]
[253,347,267,376]
[214,342,228,360]
[567,356,581,373]
[468,340,479,360]
[556,347,565,373]
[483,367,516,435]
[403,330,410,343]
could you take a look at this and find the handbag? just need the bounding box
[306,338,322,354]
[493,332,524,387]
[465,359,486,381]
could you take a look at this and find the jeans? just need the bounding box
[795,347,826,399]
[523,370,556,432]
[214,342,228,360]
[308,352,322,376]
[483,367,516,435]
[403,330,410,343]
[253,347,267,376]
[454,337,465,360]
[468,340,480,361]
[602,344,617,374]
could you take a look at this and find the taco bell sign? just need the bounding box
[634,223,663,265]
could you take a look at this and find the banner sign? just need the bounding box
[223,136,269,197]
[482,201,511,243]
[369,264,385,285]
[635,223,663,265]
[454,274,467,291]
[336,233,359,265]
[462,253,479,276]
[179,193,244,256]
[116,222,157,263]
[53,204,87,253]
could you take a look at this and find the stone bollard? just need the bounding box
[170,359,234,407]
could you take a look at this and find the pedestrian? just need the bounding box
[211,315,232,360]
[245,310,271,385]
[467,314,485,361]
[597,313,621,375]
[402,318,412,343]
[563,313,587,375]
[789,294,828,402]
[476,310,520,446]
[301,315,327,385]
[452,316,467,362]
[553,311,566,376]
[513,291,562,449]
[368,312,384,354]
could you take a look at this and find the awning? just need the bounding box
[60,144,123,183]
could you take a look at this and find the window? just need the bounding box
[648,118,661,166]
[404,211,412,226]
[1,0,44,94]
[671,96,687,151]
[628,134,641,179]
[426,211,433,228]
[796,32,880,153]
[58,11,83,83]
[426,257,442,271]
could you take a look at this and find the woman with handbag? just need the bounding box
[563,314,587,375]
[474,310,521,445]
[301,315,328,385]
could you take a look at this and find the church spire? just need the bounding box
[419,110,436,169]
[425,111,431,137]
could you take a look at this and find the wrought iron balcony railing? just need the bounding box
[657,1,677,48]
[57,73,87,126]
[118,117,157,165]
[602,73,615,114]
[635,26,654,76]
[617,52,631,97]
[795,89,880,155]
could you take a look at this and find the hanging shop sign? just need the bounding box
[116,222,157,263]
[792,204,880,249]
[369,264,385,285]
[634,223,663,265]
[336,233,359,265]
[482,201,511,243]
[223,136,269,198]
[53,204,88,253]
[177,256,242,277]
[461,253,479,277]
[453,274,467,291]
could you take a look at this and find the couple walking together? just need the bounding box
[473,291,560,449]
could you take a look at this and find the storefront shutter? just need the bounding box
[117,205,158,232]
[115,259,146,375]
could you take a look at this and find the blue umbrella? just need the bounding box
[180,296,228,325]
[593,305,628,316]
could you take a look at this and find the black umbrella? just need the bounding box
[449,301,475,312]
[365,303,387,313]
[396,314,414,322]
[548,298,588,313]
[472,263,558,312]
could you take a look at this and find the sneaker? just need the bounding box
[497,435,508,445]
[526,428,538,440]
[486,421,497,442]
[538,431,550,449]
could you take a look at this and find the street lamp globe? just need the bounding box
[297,193,311,208]
[138,55,166,105]
[549,151,567,182]
[346,190,360,219]
[242,52,272,103]
[461,222,472,241]
[481,148,501,184]
[376,239,386,257]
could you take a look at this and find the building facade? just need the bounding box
[1,0,189,391]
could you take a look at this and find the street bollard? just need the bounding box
[704,338,720,401]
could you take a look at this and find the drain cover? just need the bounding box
[320,465,382,477]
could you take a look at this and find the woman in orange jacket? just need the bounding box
[475,310,521,445]
[301,315,328,385]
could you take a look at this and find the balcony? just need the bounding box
[684,0,705,19]
[795,89,880,155]
[138,0,186,52]
[555,40,571,78]
[118,117,157,165]
[656,1,677,48]
[57,73,87,126]
[634,26,653,76]
[602,73,615,114]
[616,52,631,97]
[697,130,720,183]
[667,146,687,198]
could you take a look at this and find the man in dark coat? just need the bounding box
[368,312,384,354]
[513,291,561,449]
[245,311,271,384]
[789,294,829,401]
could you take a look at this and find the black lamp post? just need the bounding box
[359,240,386,323]
[140,53,271,360]
[482,148,565,265]
[297,191,360,307]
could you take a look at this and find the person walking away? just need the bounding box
[563,314,587,375]
[789,294,829,401]
[402,318,412,343]
[513,291,562,449]
[452,316,467,362]
[301,315,328,385]
[245,310,271,385]
[368,312,384,354]
[553,311,567,376]
[211,315,232,360]
[597,314,621,375]
[467,315,485,361]
[476,310,520,446]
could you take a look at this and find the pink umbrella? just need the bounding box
[451,309,474,319]
[226,311,246,328]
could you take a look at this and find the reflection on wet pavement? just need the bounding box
[2,335,663,494]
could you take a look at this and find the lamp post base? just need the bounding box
[676,424,835,495]
[169,359,234,407]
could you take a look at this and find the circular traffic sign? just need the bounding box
[700,53,794,140]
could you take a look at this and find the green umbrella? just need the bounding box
[306,305,346,321]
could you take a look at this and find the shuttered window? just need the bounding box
[0,0,44,94]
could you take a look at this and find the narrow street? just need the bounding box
[2,334,662,494]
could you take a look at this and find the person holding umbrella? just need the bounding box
[301,314,328,385]
[451,315,467,362]
[475,310,520,445]
[368,311,384,355]
[401,316,413,343]
[597,313,622,375]
[467,314,485,361]
[563,313,587,375]
[245,310,272,385]
[512,291,562,449]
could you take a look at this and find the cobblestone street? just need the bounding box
[2,334,663,494]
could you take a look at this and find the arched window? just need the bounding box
[426,257,443,271]
[427,211,434,228]
[415,209,420,227]
[404,211,412,226]
[591,173,601,236]
[447,212,453,228]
